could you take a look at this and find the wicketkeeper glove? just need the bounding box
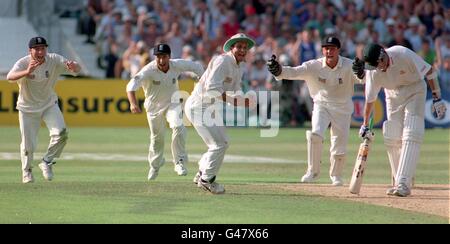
[267,55,282,76]
[359,125,374,141]
[352,57,365,79]
[432,98,447,120]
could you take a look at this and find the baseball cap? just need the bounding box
[153,43,171,56]
[321,36,341,49]
[362,43,384,69]
[29,37,48,48]
[223,33,255,52]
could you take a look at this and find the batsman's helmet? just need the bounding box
[153,43,171,56]
[29,37,48,48]
[362,43,384,68]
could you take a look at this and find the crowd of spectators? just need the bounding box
[73,0,450,126]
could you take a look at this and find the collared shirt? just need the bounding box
[365,46,431,103]
[191,52,245,103]
[127,59,204,114]
[8,53,79,113]
[276,55,361,114]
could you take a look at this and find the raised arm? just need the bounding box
[7,59,43,81]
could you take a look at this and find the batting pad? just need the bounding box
[306,130,323,175]
[383,120,402,184]
[402,115,424,143]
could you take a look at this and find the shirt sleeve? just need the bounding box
[173,59,205,78]
[365,71,382,103]
[7,58,28,83]
[54,54,78,76]
[205,56,230,95]
[404,47,431,78]
[276,63,309,81]
[126,66,149,92]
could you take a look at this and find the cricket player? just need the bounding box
[126,44,204,180]
[185,33,256,194]
[267,36,362,186]
[353,43,446,197]
[6,37,81,183]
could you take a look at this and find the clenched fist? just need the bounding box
[267,55,282,76]
[352,57,365,79]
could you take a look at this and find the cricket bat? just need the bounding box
[349,117,374,194]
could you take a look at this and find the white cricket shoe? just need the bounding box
[393,183,411,197]
[330,176,343,186]
[38,161,54,181]
[198,179,225,194]
[147,167,159,180]
[386,187,396,196]
[174,163,187,176]
[22,169,34,183]
[301,172,318,183]
[193,171,202,184]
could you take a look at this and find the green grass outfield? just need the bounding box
[0,126,448,224]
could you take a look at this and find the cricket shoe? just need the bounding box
[174,162,187,176]
[193,171,202,185]
[393,183,411,197]
[38,161,54,181]
[301,172,319,183]
[386,187,396,196]
[330,176,343,186]
[148,167,160,180]
[22,168,34,183]
[198,178,225,194]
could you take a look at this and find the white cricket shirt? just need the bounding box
[276,56,361,114]
[7,53,78,113]
[365,45,431,103]
[190,52,245,104]
[126,59,204,114]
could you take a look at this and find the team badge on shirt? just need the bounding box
[338,78,343,84]
[153,80,161,85]
[224,77,232,83]
[45,71,49,78]
[172,78,176,84]
[318,77,326,83]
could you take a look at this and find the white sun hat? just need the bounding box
[223,33,255,52]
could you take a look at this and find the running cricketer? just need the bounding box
[6,37,81,183]
[185,33,256,194]
[126,44,204,180]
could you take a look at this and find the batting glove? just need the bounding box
[352,57,365,79]
[432,98,447,120]
[359,125,374,141]
[267,55,282,76]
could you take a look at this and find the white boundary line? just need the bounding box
[0,152,303,164]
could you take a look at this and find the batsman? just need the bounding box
[352,43,447,197]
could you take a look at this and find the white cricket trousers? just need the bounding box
[385,81,426,187]
[185,96,229,182]
[310,103,351,156]
[19,103,68,171]
[146,105,187,170]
